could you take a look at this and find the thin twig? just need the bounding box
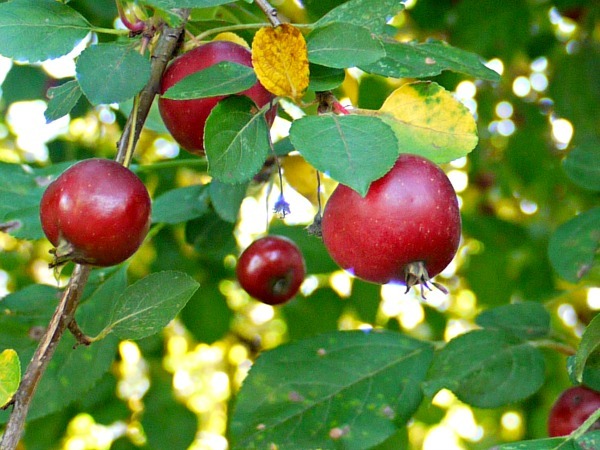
[68,319,93,347]
[254,0,282,27]
[0,9,191,450]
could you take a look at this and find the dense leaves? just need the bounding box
[0,0,597,449]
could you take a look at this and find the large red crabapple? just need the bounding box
[321,153,461,296]
[40,159,151,267]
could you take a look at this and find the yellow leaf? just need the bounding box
[282,154,337,205]
[0,349,20,408]
[375,81,478,163]
[252,24,309,101]
[213,32,249,49]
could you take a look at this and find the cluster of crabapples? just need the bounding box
[39,39,462,306]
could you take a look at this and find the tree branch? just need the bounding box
[116,10,191,164]
[254,0,282,27]
[0,9,190,450]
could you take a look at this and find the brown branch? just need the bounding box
[68,319,93,347]
[116,9,191,164]
[0,9,191,450]
[254,0,282,27]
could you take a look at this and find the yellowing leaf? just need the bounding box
[213,32,249,48]
[375,81,478,163]
[282,154,337,204]
[0,349,20,408]
[252,24,309,101]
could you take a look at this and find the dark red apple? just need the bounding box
[158,40,276,155]
[236,235,306,305]
[40,159,151,267]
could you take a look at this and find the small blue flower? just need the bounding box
[274,194,291,218]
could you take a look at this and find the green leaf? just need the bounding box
[204,96,270,184]
[423,329,545,408]
[102,271,199,340]
[208,180,248,223]
[144,0,239,8]
[562,140,600,192]
[315,0,405,35]
[572,313,600,384]
[26,268,125,421]
[0,161,73,239]
[548,208,600,283]
[179,280,233,344]
[230,330,433,450]
[0,0,90,62]
[76,43,151,105]
[572,352,600,391]
[289,114,398,196]
[282,289,344,340]
[308,63,346,92]
[162,61,257,100]
[307,22,385,69]
[494,437,575,449]
[0,349,20,408]
[45,80,82,123]
[346,279,382,324]
[577,430,600,449]
[2,205,44,240]
[361,39,501,82]
[151,184,210,224]
[0,163,45,220]
[2,64,49,104]
[269,224,339,274]
[475,302,551,339]
[185,214,237,259]
[550,43,599,140]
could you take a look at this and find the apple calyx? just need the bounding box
[48,239,76,268]
[404,261,449,299]
[270,270,296,297]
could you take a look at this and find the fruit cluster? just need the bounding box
[39,40,462,307]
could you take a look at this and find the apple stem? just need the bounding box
[316,91,351,115]
[332,101,351,115]
[264,102,290,219]
[255,0,282,27]
[115,0,146,34]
